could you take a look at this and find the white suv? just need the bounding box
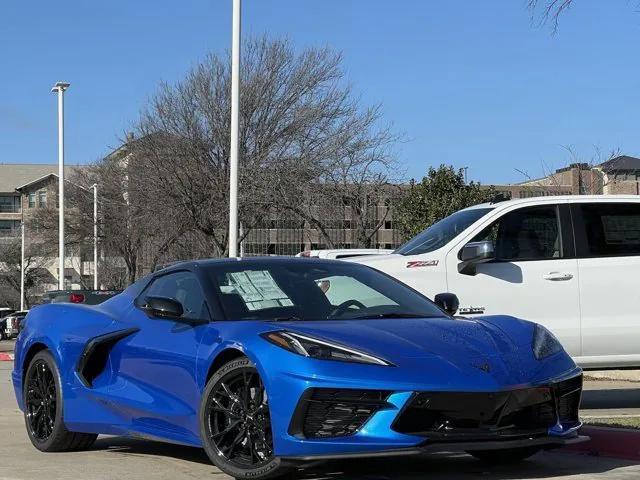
[351,195,640,369]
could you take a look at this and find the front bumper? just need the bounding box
[269,367,584,459]
[284,433,589,461]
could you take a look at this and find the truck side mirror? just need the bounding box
[434,293,460,316]
[458,240,495,276]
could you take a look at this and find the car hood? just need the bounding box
[276,316,529,361]
[268,316,549,384]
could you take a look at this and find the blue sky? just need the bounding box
[1,1,638,184]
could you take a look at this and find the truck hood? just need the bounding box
[345,253,402,265]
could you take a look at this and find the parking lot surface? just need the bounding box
[2,342,640,480]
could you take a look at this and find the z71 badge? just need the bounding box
[406,260,439,268]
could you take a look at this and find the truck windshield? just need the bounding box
[394,207,493,256]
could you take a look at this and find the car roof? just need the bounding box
[159,256,354,273]
[462,194,640,212]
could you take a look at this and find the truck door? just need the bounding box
[572,201,640,366]
[445,203,582,357]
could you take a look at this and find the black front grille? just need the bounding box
[392,375,583,440]
[289,388,392,439]
[392,388,557,439]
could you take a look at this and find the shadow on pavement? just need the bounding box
[91,437,640,480]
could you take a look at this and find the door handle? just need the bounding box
[543,272,574,281]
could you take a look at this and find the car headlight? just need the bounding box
[532,324,563,360]
[262,331,392,366]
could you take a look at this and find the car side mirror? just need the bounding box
[458,240,495,275]
[434,293,460,316]
[142,296,184,320]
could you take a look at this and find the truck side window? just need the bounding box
[580,203,640,256]
[471,206,561,261]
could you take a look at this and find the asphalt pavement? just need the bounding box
[1,341,640,479]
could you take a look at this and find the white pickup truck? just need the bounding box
[351,195,640,369]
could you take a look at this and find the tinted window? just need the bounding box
[395,208,493,256]
[580,203,640,256]
[208,262,444,321]
[471,206,561,261]
[142,271,210,321]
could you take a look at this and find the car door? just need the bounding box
[446,203,582,357]
[572,201,640,366]
[109,269,214,443]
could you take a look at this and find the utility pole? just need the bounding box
[93,183,98,290]
[51,81,70,290]
[228,0,241,257]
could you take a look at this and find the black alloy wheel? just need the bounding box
[25,358,57,441]
[201,357,291,479]
[23,350,97,452]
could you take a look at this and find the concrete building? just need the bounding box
[491,155,640,198]
[0,164,89,296]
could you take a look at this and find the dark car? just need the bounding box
[3,310,28,339]
[41,289,122,306]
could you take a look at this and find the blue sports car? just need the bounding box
[12,258,585,479]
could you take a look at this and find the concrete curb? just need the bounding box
[562,426,640,461]
[0,353,14,362]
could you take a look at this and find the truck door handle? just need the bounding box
[543,272,574,281]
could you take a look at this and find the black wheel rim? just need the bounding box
[205,366,274,468]
[25,360,57,442]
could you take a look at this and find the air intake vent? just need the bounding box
[289,388,392,439]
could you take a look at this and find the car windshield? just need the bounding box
[207,262,445,321]
[394,207,493,256]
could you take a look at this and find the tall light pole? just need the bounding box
[20,222,25,311]
[93,183,98,290]
[228,0,241,257]
[51,81,70,290]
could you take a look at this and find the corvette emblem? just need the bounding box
[473,361,492,373]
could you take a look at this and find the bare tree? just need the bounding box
[133,37,402,253]
[0,237,52,309]
[528,0,575,31]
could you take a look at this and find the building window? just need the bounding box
[38,190,47,207]
[0,220,20,237]
[0,195,20,213]
[28,192,36,208]
[384,220,393,230]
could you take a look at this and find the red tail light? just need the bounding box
[69,293,85,304]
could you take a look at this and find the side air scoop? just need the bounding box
[76,328,139,388]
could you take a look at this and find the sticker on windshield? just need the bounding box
[226,270,294,311]
[406,260,439,268]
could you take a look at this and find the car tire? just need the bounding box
[467,446,542,463]
[200,357,293,480]
[23,350,98,452]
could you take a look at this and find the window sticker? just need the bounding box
[226,270,293,311]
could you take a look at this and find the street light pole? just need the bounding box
[228,0,241,257]
[20,222,25,311]
[93,183,98,290]
[51,81,70,290]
